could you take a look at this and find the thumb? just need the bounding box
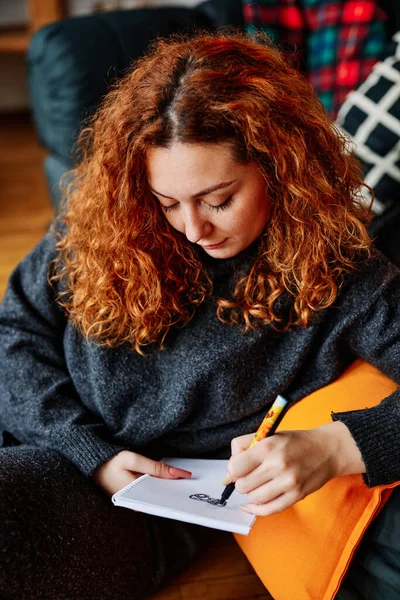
[152,459,192,479]
[125,453,192,480]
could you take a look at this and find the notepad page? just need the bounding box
[112,458,255,535]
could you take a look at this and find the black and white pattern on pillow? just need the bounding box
[336,32,400,215]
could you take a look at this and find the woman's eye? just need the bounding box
[160,195,234,214]
[208,196,234,212]
[161,202,178,213]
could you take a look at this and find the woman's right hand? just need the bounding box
[92,450,192,496]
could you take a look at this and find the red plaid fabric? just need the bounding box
[243,0,387,118]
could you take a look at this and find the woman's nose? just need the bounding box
[184,207,212,244]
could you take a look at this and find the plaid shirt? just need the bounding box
[243,0,387,118]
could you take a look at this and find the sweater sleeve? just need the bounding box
[0,227,127,477]
[331,268,400,487]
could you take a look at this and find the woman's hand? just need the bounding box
[223,421,366,516]
[92,450,192,496]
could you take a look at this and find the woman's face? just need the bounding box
[147,142,270,258]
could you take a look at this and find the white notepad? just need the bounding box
[112,458,256,535]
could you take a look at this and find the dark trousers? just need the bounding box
[0,446,201,600]
[1,446,400,600]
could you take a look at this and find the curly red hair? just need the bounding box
[52,30,371,354]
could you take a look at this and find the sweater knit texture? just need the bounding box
[1,228,400,487]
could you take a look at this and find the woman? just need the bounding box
[1,31,400,599]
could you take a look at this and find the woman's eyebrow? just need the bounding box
[150,179,238,200]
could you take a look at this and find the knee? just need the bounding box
[1,446,71,536]
[0,445,67,505]
[0,446,96,599]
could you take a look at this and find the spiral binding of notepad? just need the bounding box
[111,473,150,504]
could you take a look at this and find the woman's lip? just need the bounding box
[201,239,227,250]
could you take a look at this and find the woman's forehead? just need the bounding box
[146,142,243,194]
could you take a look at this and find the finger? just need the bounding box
[245,475,289,505]
[224,435,256,483]
[234,447,294,494]
[224,442,265,484]
[230,433,255,456]
[222,454,261,486]
[246,469,306,506]
[240,489,300,517]
[121,453,191,479]
[234,463,273,495]
[167,466,192,478]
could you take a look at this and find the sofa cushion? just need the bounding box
[336,32,400,215]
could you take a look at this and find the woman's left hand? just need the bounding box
[224,421,366,516]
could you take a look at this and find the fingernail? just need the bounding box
[221,474,232,485]
[239,505,251,512]
[169,467,191,478]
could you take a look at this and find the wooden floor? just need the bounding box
[149,529,272,600]
[0,113,272,600]
[0,113,53,300]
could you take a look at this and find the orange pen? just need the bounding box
[220,395,289,504]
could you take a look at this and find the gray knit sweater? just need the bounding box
[1,228,400,487]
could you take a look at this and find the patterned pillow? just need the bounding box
[336,32,400,215]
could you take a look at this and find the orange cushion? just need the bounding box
[234,360,400,600]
